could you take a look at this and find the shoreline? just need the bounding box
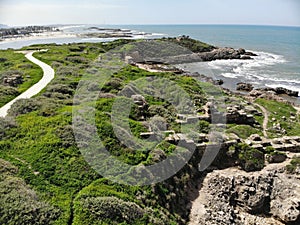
[0,31,78,44]
[134,62,300,108]
[1,32,298,106]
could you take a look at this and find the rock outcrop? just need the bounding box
[2,74,23,87]
[245,135,300,153]
[236,82,254,92]
[257,87,299,97]
[189,167,300,225]
[126,44,257,65]
[271,173,300,223]
[197,47,256,61]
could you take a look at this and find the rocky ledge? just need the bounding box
[125,39,257,65]
[131,47,257,64]
[189,165,300,225]
[257,87,299,97]
[197,47,257,61]
[236,82,299,98]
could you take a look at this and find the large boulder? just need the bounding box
[267,152,287,163]
[257,87,299,97]
[244,51,258,57]
[237,82,254,92]
[190,169,300,225]
[249,134,262,142]
[2,74,23,87]
[199,47,256,61]
[270,173,300,223]
[249,89,264,97]
[275,87,299,97]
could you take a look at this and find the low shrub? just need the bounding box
[0,117,17,139]
[286,156,300,174]
[78,196,145,224]
[0,85,19,107]
[102,77,123,93]
[65,56,88,64]
[0,159,60,225]
[236,143,265,171]
[8,98,41,116]
[47,84,74,95]
[0,57,7,63]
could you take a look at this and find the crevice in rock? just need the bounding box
[67,195,74,225]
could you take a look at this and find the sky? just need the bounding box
[0,0,299,26]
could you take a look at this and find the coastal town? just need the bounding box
[0,25,60,40]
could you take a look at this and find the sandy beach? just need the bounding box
[0,31,77,43]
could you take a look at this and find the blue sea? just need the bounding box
[1,24,299,95]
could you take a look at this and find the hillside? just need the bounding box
[0,38,299,225]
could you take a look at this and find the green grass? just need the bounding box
[0,42,110,224]
[162,36,215,53]
[255,98,300,137]
[0,109,100,224]
[2,40,206,224]
[226,124,263,139]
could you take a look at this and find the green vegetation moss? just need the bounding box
[229,143,265,172]
[226,124,263,139]
[255,98,300,137]
[163,36,215,53]
[286,156,300,174]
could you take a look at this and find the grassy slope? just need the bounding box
[1,39,298,224]
[255,98,300,138]
[0,41,182,225]
[0,43,105,224]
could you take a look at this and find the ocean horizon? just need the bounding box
[1,24,299,96]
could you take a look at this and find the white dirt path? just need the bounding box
[253,103,269,138]
[0,50,54,117]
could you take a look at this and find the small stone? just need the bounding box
[249,187,256,192]
[249,134,262,141]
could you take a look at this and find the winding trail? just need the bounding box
[253,103,269,138]
[0,50,54,117]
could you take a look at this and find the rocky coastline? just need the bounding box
[127,46,258,64]
[237,82,299,97]
[126,40,299,224]
[0,25,156,43]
